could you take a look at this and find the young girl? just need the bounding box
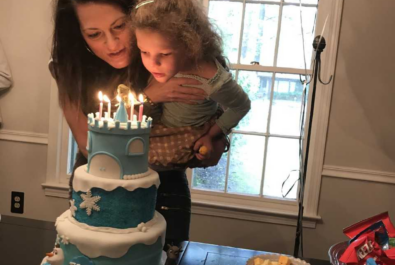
[130,0,251,170]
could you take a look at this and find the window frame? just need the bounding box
[187,0,344,225]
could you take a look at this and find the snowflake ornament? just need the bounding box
[60,235,70,245]
[80,190,101,216]
[70,200,77,217]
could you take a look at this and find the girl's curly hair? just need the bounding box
[129,0,228,88]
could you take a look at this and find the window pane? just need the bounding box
[284,0,318,4]
[263,137,299,199]
[236,71,272,133]
[192,153,227,192]
[277,5,317,69]
[227,134,265,195]
[240,4,279,66]
[270,73,305,136]
[208,1,243,64]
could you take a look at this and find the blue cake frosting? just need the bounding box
[73,186,157,229]
[87,116,151,177]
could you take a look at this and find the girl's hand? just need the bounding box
[144,77,207,104]
[194,135,214,160]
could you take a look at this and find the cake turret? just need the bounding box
[86,113,152,179]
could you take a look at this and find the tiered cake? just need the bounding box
[42,106,166,265]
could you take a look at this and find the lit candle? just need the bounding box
[129,93,134,121]
[103,95,111,119]
[138,94,144,122]
[98,91,103,120]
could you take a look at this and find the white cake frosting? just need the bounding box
[55,210,166,259]
[73,165,160,193]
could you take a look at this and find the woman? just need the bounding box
[50,0,227,249]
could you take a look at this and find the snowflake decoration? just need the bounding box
[80,190,101,216]
[60,235,70,245]
[70,200,77,217]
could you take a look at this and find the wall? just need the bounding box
[0,1,68,263]
[0,0,394,264]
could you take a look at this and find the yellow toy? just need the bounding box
[199,146,208,155]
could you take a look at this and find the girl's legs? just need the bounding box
[156,170,191,249]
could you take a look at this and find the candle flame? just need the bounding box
[129,93,134,101]
[139,94,144,103]
[99,91,103,101]
[103,95,110,103]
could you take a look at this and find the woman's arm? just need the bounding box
[143,77,207,104]
[62,99,88,158]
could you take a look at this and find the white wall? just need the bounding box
[0,0,68,222]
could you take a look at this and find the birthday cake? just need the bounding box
[41,96,166,265]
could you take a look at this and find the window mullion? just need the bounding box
[236,0,247,65]
[273,0,284,67]
[224,132,234,193]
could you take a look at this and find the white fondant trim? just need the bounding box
[73,166,160,193]
[64,211,158,234]
[123,169,153,180]
[55,210,166,258]
[88,113,151,130]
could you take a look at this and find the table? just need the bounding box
[177,242,331,265]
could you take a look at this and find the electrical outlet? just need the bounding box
[11,191,24,214]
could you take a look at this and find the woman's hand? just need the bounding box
[144,77,207,104]
[193,135,214,161]
[197,135,228,167]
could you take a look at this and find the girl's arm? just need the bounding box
[62,99,88,158]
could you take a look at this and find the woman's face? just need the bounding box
[76,3,131,69]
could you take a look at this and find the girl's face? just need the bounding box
[76,3,131,69]
[136,29,187,83]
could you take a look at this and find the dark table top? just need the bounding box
[177,241,331,265]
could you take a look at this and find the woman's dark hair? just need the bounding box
[51,0,142,113]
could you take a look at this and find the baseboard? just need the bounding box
[0,215,55,230]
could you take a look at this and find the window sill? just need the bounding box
[191,196,321,228]
[42,182,69,199]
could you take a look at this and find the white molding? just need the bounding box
[302,0,344,217]
[46,77,71,184]
[0,129,48,145]
[192,200,320,228]
[42,183,70,199]
[323,165,395,185]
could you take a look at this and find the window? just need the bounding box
[126,138,145,155]
[189,0,343,222]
